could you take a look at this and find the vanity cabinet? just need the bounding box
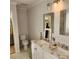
[44,51,57,59]
[31,41,58,59]
[31,42,44,59]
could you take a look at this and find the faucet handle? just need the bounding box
[52,37,55,41]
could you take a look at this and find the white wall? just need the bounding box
[28,0,69,45]
[17,5,28,39]
[10,3,20,53]
[28,0,50,40]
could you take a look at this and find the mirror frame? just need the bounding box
[60,10,69,36]
[43,13,54,41]
[43,13,54,33]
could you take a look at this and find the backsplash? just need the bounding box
[57,42,69,51]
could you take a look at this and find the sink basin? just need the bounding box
[53,47,69,59]
[37,40,48,47]
[49,43,58,50]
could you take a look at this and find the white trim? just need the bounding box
[10,4,20,53]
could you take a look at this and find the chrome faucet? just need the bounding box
[52,37,55,42]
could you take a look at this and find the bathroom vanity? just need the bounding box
[31,8,69,59]
[31,40,69,59]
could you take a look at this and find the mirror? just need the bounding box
[43,13,54,41]
[60,10,69,36]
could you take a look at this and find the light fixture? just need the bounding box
[47,0,64,12]
[47,3,52,11]
[53,0,64,12]
[53,0,60,4]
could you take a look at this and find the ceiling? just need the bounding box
[11,0,44,5]
[11,0,69,9]
[11,0,69,5]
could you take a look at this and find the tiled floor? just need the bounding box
[10,51,30,59]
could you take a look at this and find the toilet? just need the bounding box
[20,34,28,51]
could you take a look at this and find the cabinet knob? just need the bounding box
[34,48,37,50]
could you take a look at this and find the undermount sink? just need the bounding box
[57,48,69,59]
[49,43,58,50]
[51,46,69,59]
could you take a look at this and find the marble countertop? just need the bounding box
[32,40,69,59]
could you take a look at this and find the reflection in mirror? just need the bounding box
[43,13,54,41]
[60,10,69,36]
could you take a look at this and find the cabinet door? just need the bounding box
[36,45,44,59]
[44,51,52,59]
[31,42,44,59]
[31,42,37,59]
[44,51,58,59]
